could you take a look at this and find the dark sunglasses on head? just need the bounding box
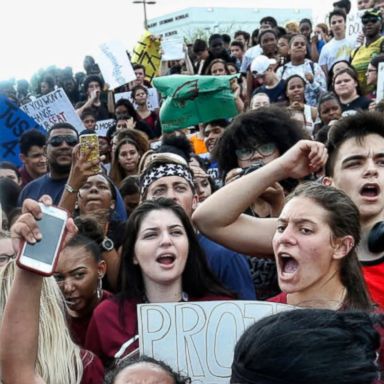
[362,16,381,25]
[48,135,78,147]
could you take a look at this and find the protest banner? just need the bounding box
[131,31,161,83]
[94,119,115,137]
[138,300,292,384]
[153,75,238,132]
[0,95,44,166]
[161,37,185,61]
[114,88,159,111]
[95,40,136,89]
[377,62,384,103]
[21,88,84,132]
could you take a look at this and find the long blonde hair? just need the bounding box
[0,261,85,383]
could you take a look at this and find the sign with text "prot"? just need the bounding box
[138,301,292,384]
[21,88,83,132]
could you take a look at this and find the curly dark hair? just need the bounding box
[213,106,309,178]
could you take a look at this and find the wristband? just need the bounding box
[65,184,78,194]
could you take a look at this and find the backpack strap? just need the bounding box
[280,64,287,78]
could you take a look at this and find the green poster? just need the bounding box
[153,75,238,132]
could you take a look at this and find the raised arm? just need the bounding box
[58,144,100,215]
[0,197,76,384]
[192,140,327,256]
[0,268,44,383]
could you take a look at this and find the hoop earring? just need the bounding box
[97,277,103,300]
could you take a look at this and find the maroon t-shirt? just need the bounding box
[267,292,288,304]
[80,350,104,384]
[69,290,112,347]
[85,294,231,367]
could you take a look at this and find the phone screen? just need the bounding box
[23,214,65,264]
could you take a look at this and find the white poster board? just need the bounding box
[95,40,136,89]
[138,300,293,384]
[376,62,384,103]
[21,88,83,132]
[94,119,115,137]
[161,38,185,61]
[346,11,363,47]
[114,88,159,111]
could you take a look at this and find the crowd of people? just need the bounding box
[1,0,384,382]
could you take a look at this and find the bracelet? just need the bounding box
[65,184,78,193]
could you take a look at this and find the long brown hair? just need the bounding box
[287,182,373,311]
[110,131,149,187]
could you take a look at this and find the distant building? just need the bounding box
[147,7,312,41]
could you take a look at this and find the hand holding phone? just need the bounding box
[15,201,69,276]
[80,134,101,174]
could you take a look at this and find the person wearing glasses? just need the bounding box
[17,123,127,221]
[215,106,309,194]
[351,9,384,95]
[18,123,80,205]
[212,106,309,299]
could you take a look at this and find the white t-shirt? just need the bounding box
[318,37,355,70]
[240,45,262,73]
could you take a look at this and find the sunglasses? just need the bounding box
[362,16,381,25]
[48,135,78,147]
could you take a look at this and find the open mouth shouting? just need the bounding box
[360,183,380,201]
[277,252,299,282]
[156,253,176,268]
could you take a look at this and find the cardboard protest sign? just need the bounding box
[138,301,292,384]
[377,62,384,103]
[94,119,115,137]
[153,75,238,132]
[346,11,363,45]
[21,88,83,132]
[114,88,159,111]
[0,95,45,166]
[131,31,161,83]
[161,37,184,61]
[96,40,136,89]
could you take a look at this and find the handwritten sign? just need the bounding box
[377,62,384,103]
[96,40,136,89]
[114,88,159,111]
[347,11,363,46]
[131,31,161,83]
[138,301,292,384]
[161,38,184,61]
[95,119,115,137]
[21,88,83,132]
[0,95,44,165]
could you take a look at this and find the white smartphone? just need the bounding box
[17,204,68,276]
